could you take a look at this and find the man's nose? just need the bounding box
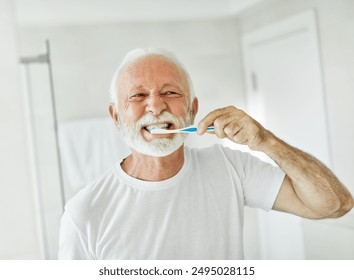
[146,95,167,116]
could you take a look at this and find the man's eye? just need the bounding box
[162,91,179,96]
[129,93,146,101]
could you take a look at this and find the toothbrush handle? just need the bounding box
[180,126,214,133]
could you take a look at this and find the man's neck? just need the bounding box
[121,146,185,181]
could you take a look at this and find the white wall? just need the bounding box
[0,0,41,259]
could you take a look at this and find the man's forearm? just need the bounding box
[260,131,354,217]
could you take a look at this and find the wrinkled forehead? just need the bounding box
[118,55,189,92]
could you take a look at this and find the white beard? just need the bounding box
[118,111,193,157]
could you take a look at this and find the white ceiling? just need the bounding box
[14,0,264,25]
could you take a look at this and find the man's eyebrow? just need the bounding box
[129,85,146,91]
[129,83,184,92]
[161,83,184,92]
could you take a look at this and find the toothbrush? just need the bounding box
[150,125,215,134]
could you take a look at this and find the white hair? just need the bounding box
[109,47,195,108]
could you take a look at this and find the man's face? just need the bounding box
[114,56,196,157]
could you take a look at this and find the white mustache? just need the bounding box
[134,112,181,129]
[118,110,192,157]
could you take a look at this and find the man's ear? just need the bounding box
[109,104,119,128]
[191,97,198,120]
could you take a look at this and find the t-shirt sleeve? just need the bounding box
[58,210,92,260]
[243,154,285,210]
[222,146,285,211]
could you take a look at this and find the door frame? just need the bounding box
[242,10,327,136]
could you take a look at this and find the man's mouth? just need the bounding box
[144,123,173,133]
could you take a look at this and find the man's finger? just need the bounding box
[197,106,237,135]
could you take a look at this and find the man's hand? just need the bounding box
[197,106,270,151]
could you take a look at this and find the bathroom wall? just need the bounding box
[0,0,41,259]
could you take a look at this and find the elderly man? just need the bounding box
[58,48,353,260]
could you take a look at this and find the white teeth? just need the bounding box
[145,123,169,132]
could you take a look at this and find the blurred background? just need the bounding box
[1,0,353,259]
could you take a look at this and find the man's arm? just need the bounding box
[197,106,354,219]
[261,133,353,218]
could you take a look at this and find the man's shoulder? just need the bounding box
[64,167,119,216]
[186,143,261,168]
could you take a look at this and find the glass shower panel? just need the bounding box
[20,42,64,259]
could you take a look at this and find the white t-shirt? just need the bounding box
[58,144,285,260]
